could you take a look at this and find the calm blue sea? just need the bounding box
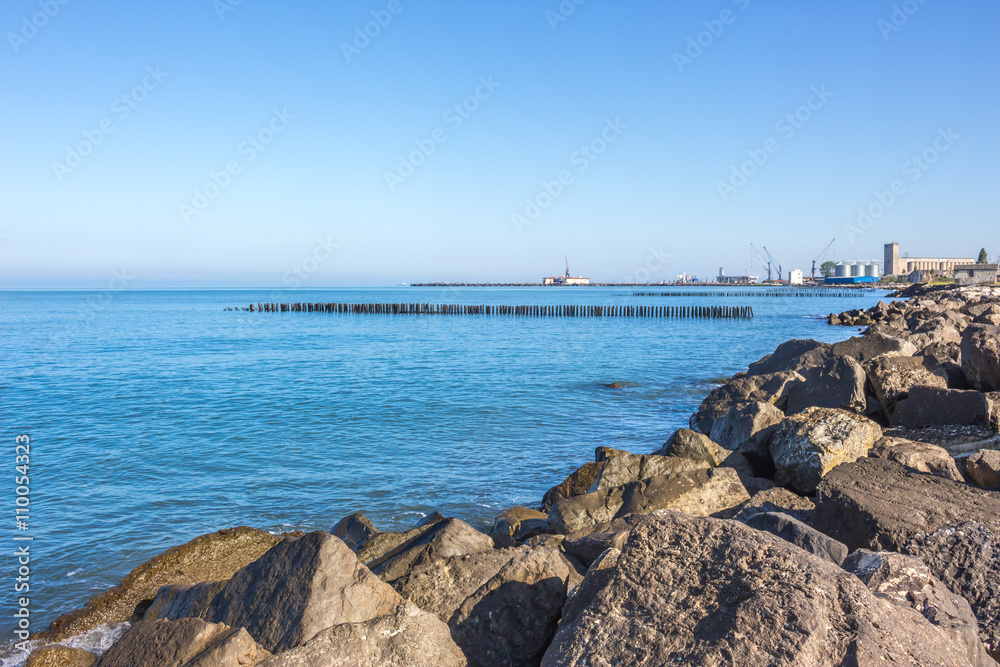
[0,286,885,643]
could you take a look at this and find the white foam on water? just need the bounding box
[0,622,130,667]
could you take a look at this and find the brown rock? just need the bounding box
[656,428,732,465]
[706,402,784,450]
[37,527,282,642]
[145,581,226,621]
[369,518,493,584]
[25,646,96,667]
[614,467,749,519]
[733,486,815,524]
[963,324,1000,391]
[870,436,964,481]
[488,507,549,548]
[967,449,1000,487]
[541,461,603,512]
[831,331,917,363]
[330,512,378,550]
[891,385,991,428]
[865,355,950,418]
[689,371,804,434]
[547,486,624,535]
[588,452,707,492]
[93,618,270,667]
[785,355,868,415]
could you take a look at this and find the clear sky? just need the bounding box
[1,0,998,287]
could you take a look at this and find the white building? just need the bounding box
[789,269,804,285]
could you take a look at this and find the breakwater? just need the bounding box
[229,302,754,319]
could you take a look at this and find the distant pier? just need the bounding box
[229,302,754,319]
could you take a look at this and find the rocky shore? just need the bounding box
[18,285,1000,666]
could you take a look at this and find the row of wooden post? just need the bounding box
[232,303,754,319]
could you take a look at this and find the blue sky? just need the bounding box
[1,0,998,287]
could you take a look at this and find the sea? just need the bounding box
[0,286,889,654]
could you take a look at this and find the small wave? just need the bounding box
[0,622,129,667]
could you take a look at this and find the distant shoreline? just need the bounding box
[408,281,881,289]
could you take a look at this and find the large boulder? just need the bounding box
[561,515,645,567]
[831,331,917,363]
[844,550,997,667]
[768,407,883,493]
[256,603,466,667]
[869,436,964,481]
[967,449,1000,487]
[370,518,493,583]
[891,385,991,428]
[24,646,96,667]
[355,524,431,565]
[614,467,749,519]
[813,458,1000,657]
[93,618,270,667]
[488,507,549,548]
[655,428,731,465]
[689,371,803,434]
[742,511,848,565]
[745,339,832,376]
[587,453,707,492]
[962,325,1000,391]
[784,354,868,415]
[145,581,227,621]
[541,461,603,511]
[864,355,950,418]
[330,512,378,550]
[451,547,576,667]
[206,531,403,653]
[706,402,784,450]
[541,511,975,666]
[547,486,624,535]
[37,527,283,642]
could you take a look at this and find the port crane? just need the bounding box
[763,246,783,282]
[811,238,836,278]
[750,244,772,281]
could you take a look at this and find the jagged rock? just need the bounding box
[689,371,803,434]
[733,486,815,524]
[587,452,707,492]
[655,428,731,465]
[207,531,403,653]
[768,407,883,493]
[547,486,624,535]
[830,331,917,363]
[256,603,466,667]
[594,446,628,462]
[745,339,832,376]
[892,385,991,428]
[813,458,1000,657]
[330,512,378,550]
[25,646,96,667]
[369,518,494,584]
[559,547,620,631]
[967,449,1000,487]
[706,402,784,450]
[743,511,848,565]
[844,550,997,667]
[93,618,270,667]
[561,515,644,567]
[963,325,1000,392]
[488,507,549,548]
[541,511,974,666]
[37,527,283,642]
[145,581,226,621]
[355,521,440,565]
[785,355,868,415]
[869,436,964,481]
[541,461,603,512]
[865,355,950,417]
[921,341,970,388]
[451,547,576,667]
[614,467,749,519]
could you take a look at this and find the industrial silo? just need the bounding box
[835,262,850,277]
[850,262,864,277]
[865,262,880,278]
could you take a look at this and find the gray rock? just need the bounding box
[743,511,848,565]
[541,511,974,666]
[370,518,493,584]
[768,407,883,493]
[864,355,950,418]
[488,507,549,548]
[656,428,731,465]
[541,461,603,511]
[145,581,226,621]
[330,512,378,550]
[813,458,1000,657]
[547,486,624,535]
[963,325,1000,391]
[354,526,427,565]
[884,425,1000,457]
[733,486,815,524]
[207,531,403,653]
[451,547,576,667]
[561,515,644,567]
[869,436,965,481]
[891,385,991,428]
[785,355,868,415]
[587,452,707,492]
[614,467,749,519]
[844,550,997,667]
[93,618,270,667]
[831,331,918,363]
[689,371,804,434]
[706,402,784,450]
[558,547,621,629]
[967,449,1000,487]
[594,446,628,462]
[745,339,832,376]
